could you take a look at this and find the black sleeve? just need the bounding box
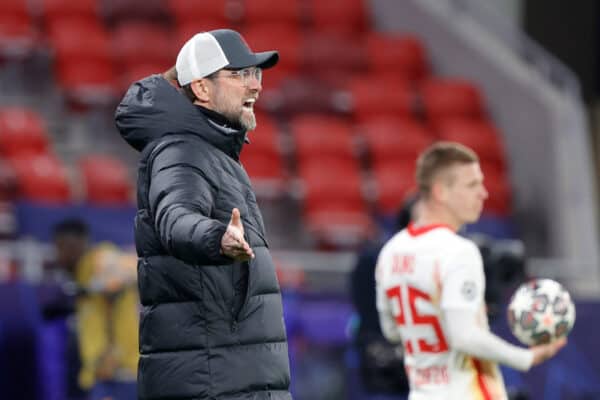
[148,144,233,266]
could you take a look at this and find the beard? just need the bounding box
[212,88,257,131]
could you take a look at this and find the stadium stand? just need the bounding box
[0,0,521,251]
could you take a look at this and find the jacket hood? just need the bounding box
[115,75,246,159]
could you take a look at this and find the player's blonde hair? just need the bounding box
[416,141,479,198]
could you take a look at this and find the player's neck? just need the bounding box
[415,206,462,232]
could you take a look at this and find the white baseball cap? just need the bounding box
[176,29,279,86]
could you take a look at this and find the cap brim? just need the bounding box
[226,51,279,70]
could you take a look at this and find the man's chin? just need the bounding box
[241,113,256,131]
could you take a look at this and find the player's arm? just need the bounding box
[441,244,564,370]
[444,309,565,370]
[375,249,403,343]
[444,308,532,370]
[440,243,532,370]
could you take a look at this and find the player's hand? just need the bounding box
[220,208,254,261]
[530,337,567,366]
[162,66,179,86]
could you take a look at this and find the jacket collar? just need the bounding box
[194,105,247,161]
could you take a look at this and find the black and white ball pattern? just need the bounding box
[507,279,575,346]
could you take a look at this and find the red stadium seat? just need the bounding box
[0,0,36,59]
[299,157,372,248]
[240,151,286,197]
[304,205,374,249]
[241,151,284,181]
[421,78,485,121]
[243,24,302,90]
[306,0,369,36]
[101,0,167,24]
[241,0,301,25]
[47,18,119,106]
[245,113,280,153]
[371,160,416,215]
[47,17,111,64]
[56,58,120,106]
[111,22,174,70]
[0,107,49,157]
[41,0,98,21]
[303,32,367,84]
[359,117,433,164]
[365,33,429,81]
[9,154,71,203]
[120,62,170,90]
[289,115,355,162]
[240,114,286,196]
[436,118,506,166]
[79,155,132,204]
[175,21,235,49]
[299,157,365,213]
[167,0,230,25]
[0,0,28,14]
[346,77,416,121]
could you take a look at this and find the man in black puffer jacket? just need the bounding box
[115,29,291,400]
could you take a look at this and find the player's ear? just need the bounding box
[191,79,211,102]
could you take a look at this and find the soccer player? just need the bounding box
[375,142,566,399]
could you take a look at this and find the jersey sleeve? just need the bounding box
[445,308,534,371]
[440,242,485,311]
[375,245,403,343]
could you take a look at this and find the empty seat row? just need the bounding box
[44,18,431,103]
[0,0,371,61]
[2,153,132,205]
[0,106,132,204]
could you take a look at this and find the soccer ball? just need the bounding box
[507,279,575,346]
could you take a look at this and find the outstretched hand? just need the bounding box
[531,337,567,366]
[220,208,255,261]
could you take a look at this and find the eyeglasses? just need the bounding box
[217,67,262,86]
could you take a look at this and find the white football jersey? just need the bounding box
[376,223,506,400]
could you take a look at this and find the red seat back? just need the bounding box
[56,58,120,105]
[80,155,132,204]
[421,79,485,121]
[298,157,364,213]
[0,107,49,157]
[241,0,301,25]
[371,160,416,215]
[48,17,111,64]
[0,0,36,58]
[306,0,369,36]
[243,24,302,90]
[290,115,355,162]
[436,118,506,166]
[360,117,433,164]
[366,33,429,81]
[167,0,230,25]
[41,0,98,21]
[347,77,416,121]
[9,154,71,203]
[111,22,174,69]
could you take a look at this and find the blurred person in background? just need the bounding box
[350,196,419,398]
[115,29,291,400]
[49,218,139,400]
[375,142,565,399]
